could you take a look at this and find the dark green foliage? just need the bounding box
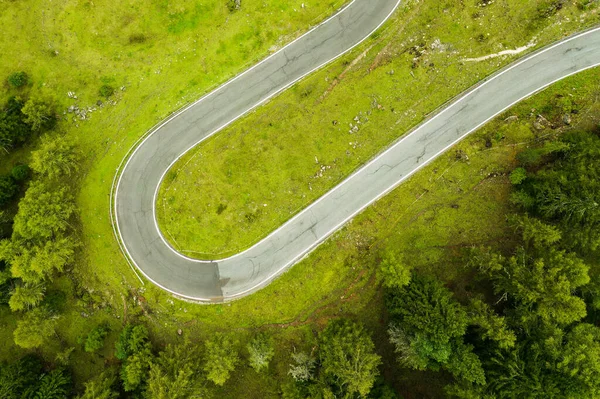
[513,131,600,254]
[368,378,401,399]
[43,289,67,313]
[0,354,43,398]
[35,368,72,399]
[84,323,110,353]
[0,97,31,152]
[0,281,10,305]
[0,211,11,240]
[115,324,150,360]
[475,245,589,327]
[479,323,600,399]
[515,140,568,166]
[115,324,153,392]
[0,259,11,305]
[11,164,30,182]
[7,71,28,88]
[386,274,469,369]
[0,357,70,398]
[98,84,114,98]
[319,319,382,397]
[0,176,17,206]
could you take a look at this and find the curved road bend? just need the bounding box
[115,0,600,301]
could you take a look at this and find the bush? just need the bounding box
[227,0,241,12]
[129,34,147,44]
[203,333,239,385]
[85,324,110,353]
[509,167,527,185]
[11,164,30,182]
[30,135,78,179]
[7,72,28,88]
[0,175,16,206]
[247,333,274,372]
[99,84,115,98]
[378,252,411,288]
[0,97,32,152]
[115,324,150,360]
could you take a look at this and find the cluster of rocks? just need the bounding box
[533,114,553,130]
[64,89,121,124]
[67,104,99,121]
[314,163,332,179]
[455,149,470,162]
[409,43,428,68]
[348,112,368,134]
[430,38,450,53]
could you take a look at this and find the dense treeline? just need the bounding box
[0,320,390,398]
[0,354,72,398]
[382,129,600,398]
[0,73,80,351]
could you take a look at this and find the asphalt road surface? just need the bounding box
[113,0,600,302]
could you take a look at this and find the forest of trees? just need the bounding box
[0,88,80,352]
[381,129,600,398]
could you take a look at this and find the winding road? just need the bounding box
[113,0,600,302]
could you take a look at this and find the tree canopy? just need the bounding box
[203,333,239,386]
[319,319,382,397]
[386,274,469,369]
[13,306,57,349]
[247,333,275,373]
[147,340,205,399]
[513,131,600,254]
